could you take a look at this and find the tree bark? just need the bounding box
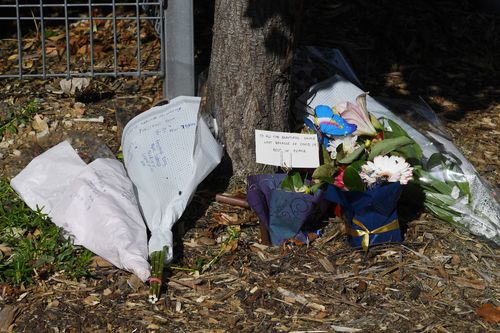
[204,0,299,175]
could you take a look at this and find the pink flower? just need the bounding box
[334,167,348,190]
[335,93,377,137]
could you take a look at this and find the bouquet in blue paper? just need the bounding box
[305,93,421,250]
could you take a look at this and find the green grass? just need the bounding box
[0,179,93,286]
[0,99,39,141]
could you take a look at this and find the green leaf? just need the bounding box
[384,119,409,138]
[337,145,365,164]
[309,182,324,194]
[312,163,336,180]
[396,144,423,161]
[454,181,471,199]
[368,136,413,160]
[6,125,17,134]
[350,159,366,172]
[382,119,423,161]
[291,172,304,191]
[281,174,294,192]
[343,165,365,192]
[425,191,458,207]
[423,202,462,226]
[426,153,447,170]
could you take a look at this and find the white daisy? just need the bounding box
[360,155,413,186]
[326,135,359,159]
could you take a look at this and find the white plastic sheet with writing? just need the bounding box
[121,96,223,262]
[10,141,151,281]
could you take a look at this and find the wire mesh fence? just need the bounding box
[0,0,165,80]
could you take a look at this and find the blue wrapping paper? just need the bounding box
[247,174,329,245]
[324,182,402,249]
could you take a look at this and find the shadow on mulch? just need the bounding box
[300,0,500,122]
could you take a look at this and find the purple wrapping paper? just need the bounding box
[247,174,329,245]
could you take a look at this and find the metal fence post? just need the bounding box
[164,0,194,99]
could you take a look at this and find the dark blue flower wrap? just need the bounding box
[324,182,403,249]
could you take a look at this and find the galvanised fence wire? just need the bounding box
[0,1,166,81]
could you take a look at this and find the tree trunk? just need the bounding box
[204,0,299,175]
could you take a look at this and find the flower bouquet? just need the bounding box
[297,75,499,245]
[247,173,330,246]
[306,93,421,250]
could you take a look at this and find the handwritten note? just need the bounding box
[255,130,319,168]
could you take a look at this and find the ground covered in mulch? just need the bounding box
[1,1,499,332]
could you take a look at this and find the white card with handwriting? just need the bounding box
[255,130,319,168]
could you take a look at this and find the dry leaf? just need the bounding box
[60,77,90,95]
[147,324,160,330]
[0,244,12,257]
[90,255,113,268]
[31,115,49,133]
[454,277,486,290]
[23,60,34,69]
[198,236,216,246]
[83,295,100,306]
[48,34,65,42]
[45,46,58,57]
[212,212,241,225]
[71,102,86,117]
[0,305,20,331]
[318,257,335,272]
[46,300,59,309]
[22,41,34,50]
[126,274,144,292]
[331,325,362,333]
[183,238,201,248]
[223,239,238,253]
[476,303,500,323]
[102,288,113,296]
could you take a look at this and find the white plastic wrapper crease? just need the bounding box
[121,96,223,262]
[10,141,151,281]
[296,75,500,244]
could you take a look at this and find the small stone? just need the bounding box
[62,120,73,128]
[28,131,36,136]
[0,141,9,149]
[12,149,21,157]
[111,126,118,132]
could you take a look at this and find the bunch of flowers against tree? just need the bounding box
[308,93,421,191]
[298,93,424,250]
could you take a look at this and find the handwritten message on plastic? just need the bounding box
[255,129,319,168]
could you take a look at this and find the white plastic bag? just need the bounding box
[11,141,150,281]
[121,96,223,262]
